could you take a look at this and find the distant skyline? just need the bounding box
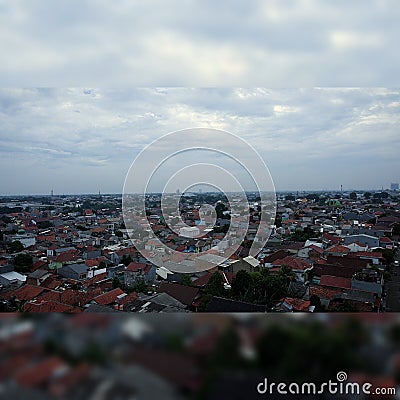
[0,88,399,195]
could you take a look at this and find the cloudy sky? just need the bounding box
[0,1,399,194]
[0,88,399,194]
[0,0,399,86]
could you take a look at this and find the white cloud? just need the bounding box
[0,1,399,86]
[0,88,399,194]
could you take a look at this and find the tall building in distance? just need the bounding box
[391,182,399,191]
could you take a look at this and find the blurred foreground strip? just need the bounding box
[0,313,399,399]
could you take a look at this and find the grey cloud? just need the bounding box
[0,1,400,86]
[0,88,399,194]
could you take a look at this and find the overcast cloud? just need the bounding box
[0,0,400,86]
[0,88,399,194]
[0,2,399,194]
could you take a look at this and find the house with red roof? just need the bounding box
[114,291,139,311]
[320,275,352,290]
[31,259,49,272]
[271,256,313,283]
[23,300,80,313]
[124,262,156,287]
[322,232,341,246]
[349,251,383,265]
[92,287,126,306]
[157,282,200,309]
[379,236,393,249]
[49,249,82,270]
[2,284,47,302]
[326,244,350,256]
[309,285,341,308]
[275,297,312,312]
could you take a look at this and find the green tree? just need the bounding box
[382,248,395,265]
[134,278,147,293]
[121,254,133,266]
[112,276,121,288]
[262,274,288,306]
[181,274,193,286]
[349,192,357,200]
[206,272,225,297]
[215,202,228,219]
[310,294,322,311]
[14,253,33,272]
[213,224,229,234]
[9,240,24,253]
[231,270,252,300]
[289,227,314,242]
[306,193,320,202]
[36,220,54,229]
[393,223,400,236]
[279,265,295,284]
[330,301,357,312]
[364,192,372,199]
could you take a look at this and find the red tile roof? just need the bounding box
[322,233,341,244]
[126,262,146,272]
[3,285,47,301]
[82,272,109,287]
[41,276,62,289]
[85,259,99,267]
[320,275,351,290]
[309,285,341,300]
[36,287,102,307]
[327,244,350,253]
[31,259,48,271]
[271,256,312,271]
[23,300,80,313]
[93,288,126,305]
[307,244,324,254]
[54,250,81,263]
[282,297,311,311]
[192,273,211,287]
[158,282,200,306]
[116,292,138,309]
